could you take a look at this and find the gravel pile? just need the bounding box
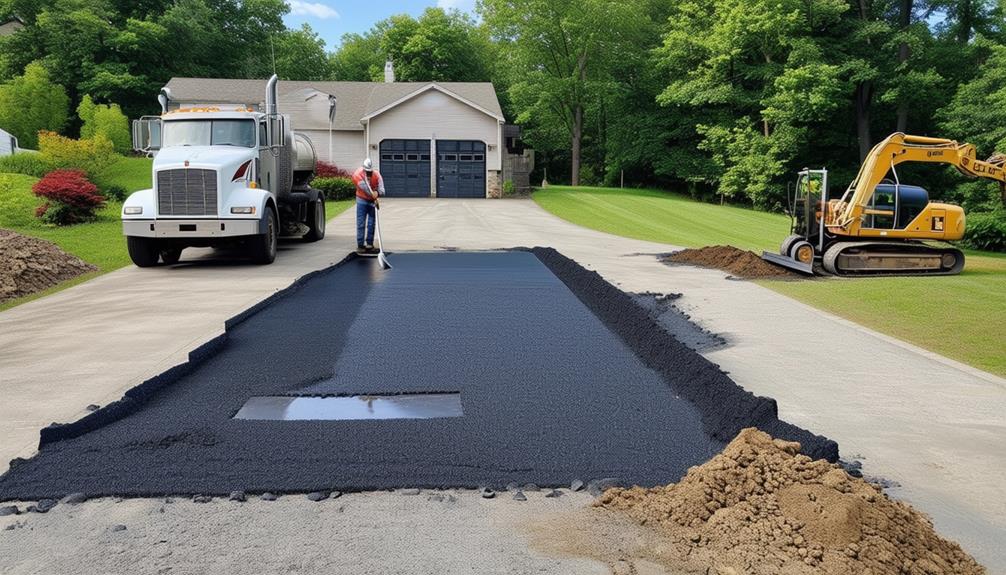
[598,428,984,575]
[0,229,96,304]
[664,245,802,279]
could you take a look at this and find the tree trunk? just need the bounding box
[570,51,587,186]
[571,104,582,186]
[958,0,974,44]
[856,81,873,161]
[895,0,913,133]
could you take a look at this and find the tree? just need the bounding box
[380,8,492,82]
[0,61,69,148]
[274,24,331,81]
[330,28,386,81]
[481,0,646,185]
[77,94,131,153]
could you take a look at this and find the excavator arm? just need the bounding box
[829,133,1006,232]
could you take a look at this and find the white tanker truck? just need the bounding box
[122,75,327,266]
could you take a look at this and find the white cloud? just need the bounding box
[289,1,340,20]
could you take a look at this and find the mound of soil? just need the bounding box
[598,428,984,575]
[0,229,96,304]
[665,245,801,279]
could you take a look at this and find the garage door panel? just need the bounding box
[437,140,485,198]
[380,140,430,198]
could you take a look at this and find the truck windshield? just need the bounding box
[162,120,255,148]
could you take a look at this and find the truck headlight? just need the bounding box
[230,206,256,214]
[123,206,143,215]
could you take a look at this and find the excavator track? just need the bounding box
[822,241,965,276]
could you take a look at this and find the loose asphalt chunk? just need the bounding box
[0,251,836,500]
[259,493,277,502]
[570,479,584,492]
[60,492,87,505]
[306,491,329,502]
[512,491,526,502]
[228,491,246,502]
[28,499,56,513]
[0,505,18,516]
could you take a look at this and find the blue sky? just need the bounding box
[284,0,478,51]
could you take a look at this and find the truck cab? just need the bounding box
[122,75,325,267]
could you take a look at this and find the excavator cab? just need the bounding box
[760,169,827,274]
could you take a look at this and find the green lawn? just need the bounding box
[534,185,1006,377]
[1,165,352,311]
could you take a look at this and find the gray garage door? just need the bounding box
[437,140,486,198]
[380,140,431,198]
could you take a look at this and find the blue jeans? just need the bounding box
[356,199,375,247]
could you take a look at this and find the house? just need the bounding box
[0,127,18,157]
[163,76,526,198]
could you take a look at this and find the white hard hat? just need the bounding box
[362,158,373,171]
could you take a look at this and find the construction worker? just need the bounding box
[352,158,384,254]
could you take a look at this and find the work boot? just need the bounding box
[356,246,368,255]
[365,244,378,254]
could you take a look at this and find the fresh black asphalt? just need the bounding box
[0,250,835,500]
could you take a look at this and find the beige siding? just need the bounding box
[367,89,501,197]
[298,129,365,172]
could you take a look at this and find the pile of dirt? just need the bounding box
[664,245,802,279]
[597,428,984,575]
[0,229,96,304]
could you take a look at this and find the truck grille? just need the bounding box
[156,169,218,216]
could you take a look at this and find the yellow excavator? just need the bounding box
[763,133,1006,275]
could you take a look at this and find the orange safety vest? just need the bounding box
[352,167,382,202]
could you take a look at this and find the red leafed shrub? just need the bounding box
[32,169,105,225]
[315,161,352,178]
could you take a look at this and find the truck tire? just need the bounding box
[127,236,161,268]
[303,197,325,242]
[160,248,182,265]
[248,207,277,265]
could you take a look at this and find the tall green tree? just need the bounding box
[329,26,387,81]
[0,61,69,148]
[380,8,492,82]
[481,0,647,185]
[273,24,331,81]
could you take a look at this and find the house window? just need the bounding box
[381,153,393,160]
[460,154,472,161]
[474,154,484,161]
[406,154,418,161]
[393,154,404,161]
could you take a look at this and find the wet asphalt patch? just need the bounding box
[0,250,835,500]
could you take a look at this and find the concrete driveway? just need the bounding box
[1,198,1003,570]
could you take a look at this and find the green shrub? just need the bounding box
[313,176,355,200]
[78,95,132,154]
[103,184,128,202]
[0,151,52,177]
[960,211,1006,252]
[0,173,41,228]
[503,179,516,197]
[38,131,119,177]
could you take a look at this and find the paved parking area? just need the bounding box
[1,198,1003,568]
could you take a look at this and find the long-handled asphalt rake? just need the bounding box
[375,206,392,270]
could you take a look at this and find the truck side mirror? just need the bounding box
[132,116,161,152]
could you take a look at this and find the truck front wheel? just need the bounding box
[127,236,161,268]
[303,197,325,242]
[248,207,277,265]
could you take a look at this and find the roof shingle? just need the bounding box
[163,78,504,130]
